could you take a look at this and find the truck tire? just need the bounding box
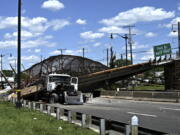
[49,93,58,104]
[59,93,65,104]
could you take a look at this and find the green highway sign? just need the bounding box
[153,43,171,57]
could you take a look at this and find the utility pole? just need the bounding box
[122,34,128,66]
[17,0,21,89]
[110,33,129,66]
[82,48,85,58]
[107,48,109,67]
[178,22,180,56]
[0,54,4,89]
[58,49,66,56]
[123,25,135,64]
[172,22,180,57]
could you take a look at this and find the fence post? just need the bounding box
[100,119,106,135]
[60,108,64,117]
[28,101,32,109]
[125,125,131,135]
[68,110,72,123]
[56,107,60,120]
[131,115,138,135]
[81,114,86,128]
[47,105,51,115]
[22,100,25,107]
[33,102,36,110]
[40,104,44,112]
[87,115,92,128]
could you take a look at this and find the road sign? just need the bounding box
[153,43,171,57]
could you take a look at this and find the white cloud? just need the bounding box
[50,49,82,56]
[35,49,41,53]
[100,6,174,26]
[145,32,157,38]
[162,17,180,28]
[0,16,70,49]
[0,16,69,33]
[93,42,101,47]
[65,50,81,55]
[0,37,56,49]
[80,31,104,40]
[4,30,41,40]
[48,19,70,31]
[49,50,61,55]
[22,55,40,63]
[141,48,154,61]
[0,40,16,49]
[99,26,127,33]
[42,0,64,11]
[76,19,87,25]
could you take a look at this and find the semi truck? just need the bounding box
[32,73,84,104]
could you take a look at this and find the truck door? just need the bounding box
[71,77,78,91]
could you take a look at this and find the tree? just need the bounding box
[114,59,131,67]
[2,70,13,77]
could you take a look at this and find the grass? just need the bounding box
[133,84,165,91]
[0,102,98,135]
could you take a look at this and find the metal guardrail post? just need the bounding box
[56,107,60,120]
[33,102,36,110]
[40,104,44,112]
[125,125,131,135]
[81,114,86,128]
[68,110,72,123]
[28,101,32,109]
[47,105,51,115]
[100,118,106,135]
[131,116,138,135]
[60,108,64,117]
[23,100,26,107]
[87,115,92,128]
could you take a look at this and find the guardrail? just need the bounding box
[5,97,167,135]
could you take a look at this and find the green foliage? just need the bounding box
[0,102,98,135]
[133,84,165,90]
[2,70,13,77]
[114,59,131,67]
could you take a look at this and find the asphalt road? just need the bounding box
[53,98,180,134]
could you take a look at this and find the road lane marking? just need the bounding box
[127,112,157,118]
[160,107,180,111]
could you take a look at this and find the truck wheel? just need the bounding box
[49,93,58,104]
[59,93,65,104]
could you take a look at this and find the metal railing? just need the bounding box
[6,97,167,135]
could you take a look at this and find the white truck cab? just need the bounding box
[45,73,82,104]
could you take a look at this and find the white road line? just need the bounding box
[160,107,180,111]
[127,112,157,118]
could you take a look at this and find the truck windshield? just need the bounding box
[49,76,70,83]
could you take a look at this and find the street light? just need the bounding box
[172,22,180,57]
[110,33,129,66]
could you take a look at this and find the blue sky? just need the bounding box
[0,0,180,69]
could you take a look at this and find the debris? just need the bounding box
[58,126,63,131]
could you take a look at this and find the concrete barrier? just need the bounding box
[101,90,180,102]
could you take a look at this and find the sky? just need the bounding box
[0,0,180,69]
